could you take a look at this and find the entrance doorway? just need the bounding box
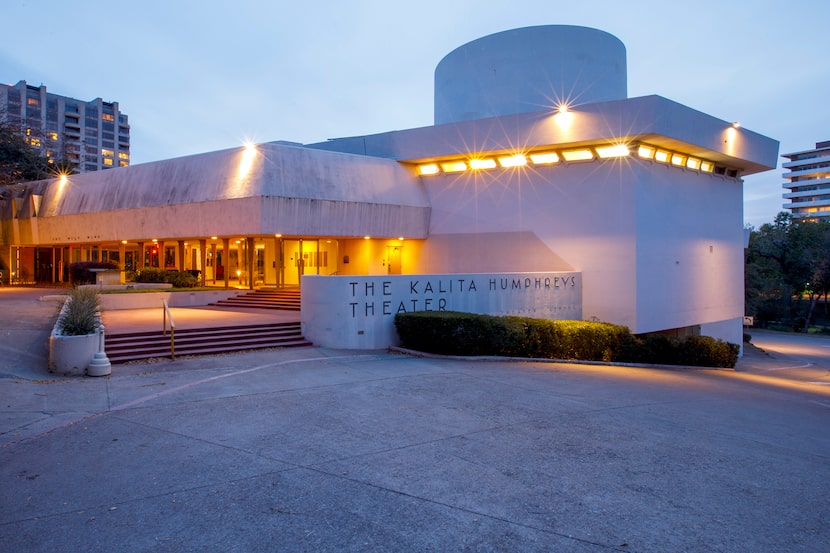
[386,245,402,274]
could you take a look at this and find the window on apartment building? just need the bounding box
[103,132,114,140]
[119,160,129,167]
[85,145,97,154]
[102,113,114,122]
[27,97,39,106]
[101,149,114,157]
[103,158,113,167]
[102,140,114,148]
[118,152,129,160]
[85,164,98,171]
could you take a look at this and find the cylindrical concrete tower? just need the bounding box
[434,25,627,125]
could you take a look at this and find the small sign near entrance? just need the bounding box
[743,316,754,327]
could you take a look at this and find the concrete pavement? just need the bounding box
[2,287,830,551]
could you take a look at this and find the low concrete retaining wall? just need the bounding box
[99,289,242,310]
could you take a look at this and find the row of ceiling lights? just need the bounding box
[416,142,719,176]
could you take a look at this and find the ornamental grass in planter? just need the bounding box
[59,287,102,336]
[49,287,103,375]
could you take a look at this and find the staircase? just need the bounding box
[105,322,311,364]
[211,289,301,311]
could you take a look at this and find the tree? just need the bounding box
[0,120,52,185]
[746,212,830,330]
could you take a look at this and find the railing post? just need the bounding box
[162,300,176,360]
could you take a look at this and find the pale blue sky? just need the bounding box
[2,0,827,228]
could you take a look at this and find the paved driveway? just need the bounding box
[2,344,829,552]
[2,287,829,551]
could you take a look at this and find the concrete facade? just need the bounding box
[782,140,830,221]
[0,26,779,349]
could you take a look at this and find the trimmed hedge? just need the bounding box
[68,261,119,285]
[130,268,198,288]
[394,311,739,368]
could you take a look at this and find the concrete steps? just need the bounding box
[211,289,301,311]
[105,322,311,364]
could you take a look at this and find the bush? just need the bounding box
[394,311,739,368]
[59,287,101,336]
[395,311,629,361]
[68,261,119,285]
[165,270,198,288]
[131,268,198,288]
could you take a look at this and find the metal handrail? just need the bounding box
[162,299,175,359]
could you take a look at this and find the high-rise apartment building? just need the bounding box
[1,80,130,174]
[782,140,830,222]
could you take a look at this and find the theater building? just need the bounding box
[0,26,778,349]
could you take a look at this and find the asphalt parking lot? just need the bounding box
[1,287,829,552]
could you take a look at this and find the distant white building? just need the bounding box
[0,26,779,350]
[782,140,830,221]
[1,80,130,173]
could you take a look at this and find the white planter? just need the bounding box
[48,297,102,376]
[49,331,99,376]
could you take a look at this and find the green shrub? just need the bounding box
[132,267,168,283]
[131,268,198,288]
[394,311,739,368]
[59,287,101,336]
[68,261,119,285]
[165,270,198,288]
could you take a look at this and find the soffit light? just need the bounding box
[529,152,559,165]
[440,161,467,173]
[416,142,726,177]
[595,145,630,158]
[469,158,497,170]
[418,164,439,176]
[654,150,671,163]
[638,145,656,159]
[498,154,528,167]
[671,154,686,167]
[561,149,594,162]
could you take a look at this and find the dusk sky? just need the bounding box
[2,0,827,228]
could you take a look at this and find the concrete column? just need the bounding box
[222,238,230,289]
[199,239,207,286]
[118,243,126,283]
[247,237,255,290]
[137,242,145,270]
[158,241,165,268]
[210,242,217,284]
[177,240,185,272]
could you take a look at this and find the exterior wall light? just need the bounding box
[670,154,687,167]
[700,161,714,173]
[686,157,701,170]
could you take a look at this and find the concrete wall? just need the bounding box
[301,272,581,349]
[435,25,627,124]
